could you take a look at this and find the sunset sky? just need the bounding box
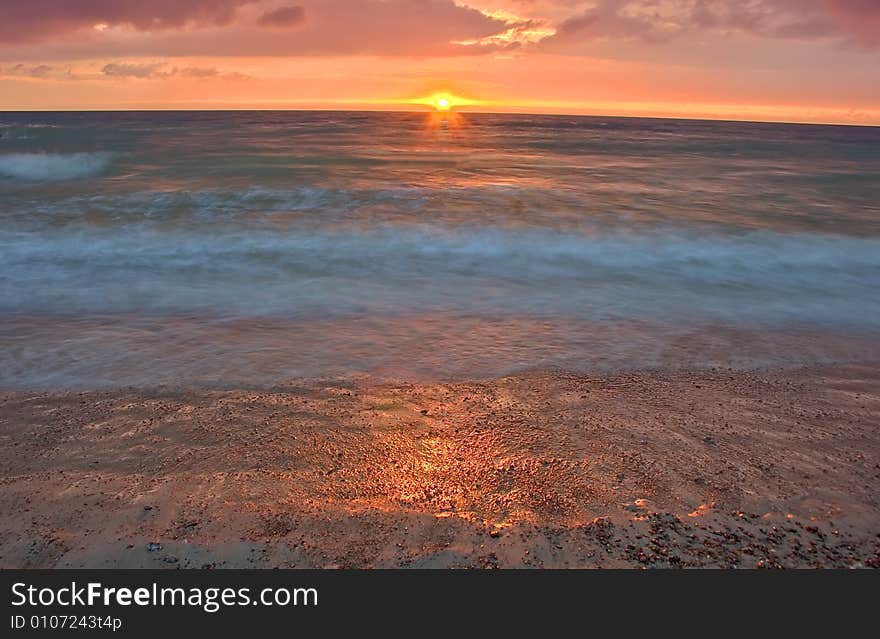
[1,0,878,124]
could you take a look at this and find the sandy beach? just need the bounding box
[1,364,878,569]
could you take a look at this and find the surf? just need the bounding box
[0,152,113,181]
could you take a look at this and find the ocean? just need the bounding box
[1,111,879,388]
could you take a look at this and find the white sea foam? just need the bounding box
[0,123,60,128]
[0,152,112,180]
[2,226,879,327]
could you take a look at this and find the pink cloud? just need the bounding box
[257,5,306,29]
[0,0,258,44]
[823,0,880,46]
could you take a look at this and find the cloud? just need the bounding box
[550,0,678,44]
[2,0,879,60]
[100,62,239,80]
[543,0,880,48]
[101,61,168,78]
[823,0,880,46]
[1,63,57,78]
[177,66,220,78]
[0,0,511,58]
[257,5,306,28]
[0,0,259,44]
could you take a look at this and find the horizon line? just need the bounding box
[2,106,879,129]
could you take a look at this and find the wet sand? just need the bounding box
[1,364,878,569]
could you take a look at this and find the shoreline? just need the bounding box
[1,364,878,568]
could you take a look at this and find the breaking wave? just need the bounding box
[2,226,879,326]
[0,152,113,181]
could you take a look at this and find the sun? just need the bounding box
[410,92,480,112]
[434,96,452,111]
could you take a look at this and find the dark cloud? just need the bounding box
[256,5,306,28]
[0,0,258,44]
[1,0,879,59]
[544,0,880,48]
[0,0,510,58]
[551,0,676,44]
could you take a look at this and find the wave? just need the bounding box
[4,182,877,239]
[8,224,875,272]
[0,123,61,128]
[0,152,112,181]
[2,226,879,325]
[5,184,561,215]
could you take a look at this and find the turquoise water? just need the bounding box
[1,111,879,387]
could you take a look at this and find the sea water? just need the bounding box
[1,111,878,387]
